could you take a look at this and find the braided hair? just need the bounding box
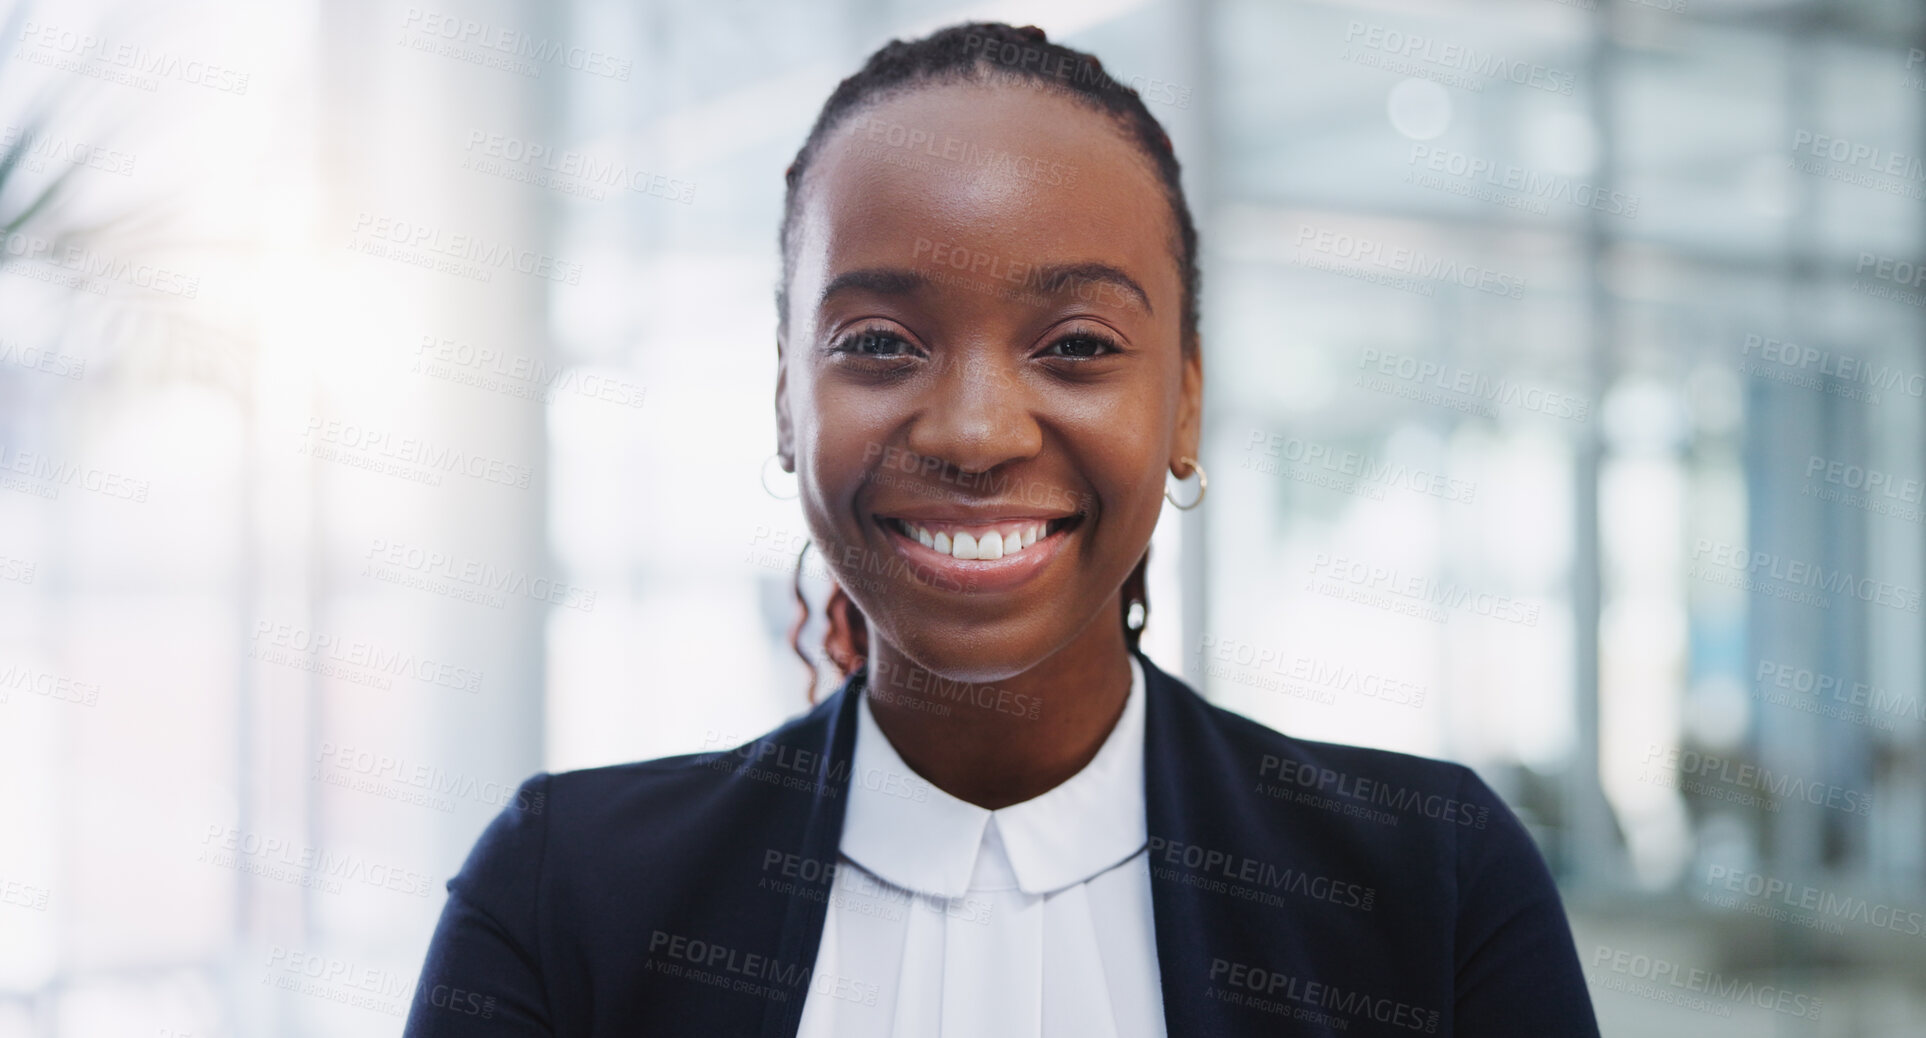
[776,22,1200,694]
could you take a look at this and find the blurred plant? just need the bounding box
[0,0,255,400]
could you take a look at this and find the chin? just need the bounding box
[860,595,1106,687]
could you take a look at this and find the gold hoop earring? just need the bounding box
[1164,456,1207,510]
[761,453,799,500]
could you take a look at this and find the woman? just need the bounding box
[406,22,1600,1037]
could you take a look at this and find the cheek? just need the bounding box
[804,384,884,476]
[1070,380,1174,491]
[795,380,896,538]
[1069,426,1168,538]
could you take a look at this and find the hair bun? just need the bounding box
[1015,25,1048,42]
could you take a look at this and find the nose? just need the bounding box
[903,353,1043,476]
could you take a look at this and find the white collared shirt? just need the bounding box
[795,655,1166,1038]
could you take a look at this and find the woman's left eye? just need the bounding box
[1042,332,1119,360]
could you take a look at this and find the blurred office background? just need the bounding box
[1,0,1922,1033]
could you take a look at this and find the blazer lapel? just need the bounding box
[752,655,1321,1038]
[757,670,864,1038]
[1139,650,1318,1038]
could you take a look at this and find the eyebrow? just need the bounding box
[817,262,1154,315]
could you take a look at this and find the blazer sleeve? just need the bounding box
[405,773,555,1037]
[1451,768,1601,1037]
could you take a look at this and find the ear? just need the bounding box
[774,335,796,470]
[1171,337,1204,473]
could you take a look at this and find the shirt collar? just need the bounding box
[839,655,1148,899]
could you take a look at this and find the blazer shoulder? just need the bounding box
[534,691,845,853]
[1157,675,1516,854]
[1193,683,1483,797]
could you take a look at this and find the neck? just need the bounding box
[860,606,1136,810]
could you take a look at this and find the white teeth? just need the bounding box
[895,520,1057,559]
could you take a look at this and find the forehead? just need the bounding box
[792,79,1178,321]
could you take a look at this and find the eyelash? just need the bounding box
[829,325,918,359]
[826,324,1122,363]
[1041,328,1122,360]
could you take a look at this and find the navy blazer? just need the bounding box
[406,651,1600,1036]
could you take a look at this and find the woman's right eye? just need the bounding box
[832,328,914,358]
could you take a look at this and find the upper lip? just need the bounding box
[873,506,1079,523]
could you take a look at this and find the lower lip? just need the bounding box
[877,519,1072,593]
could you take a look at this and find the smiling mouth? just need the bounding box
[877,514,1084,561]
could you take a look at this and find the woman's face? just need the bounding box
[778,79,1201,683]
